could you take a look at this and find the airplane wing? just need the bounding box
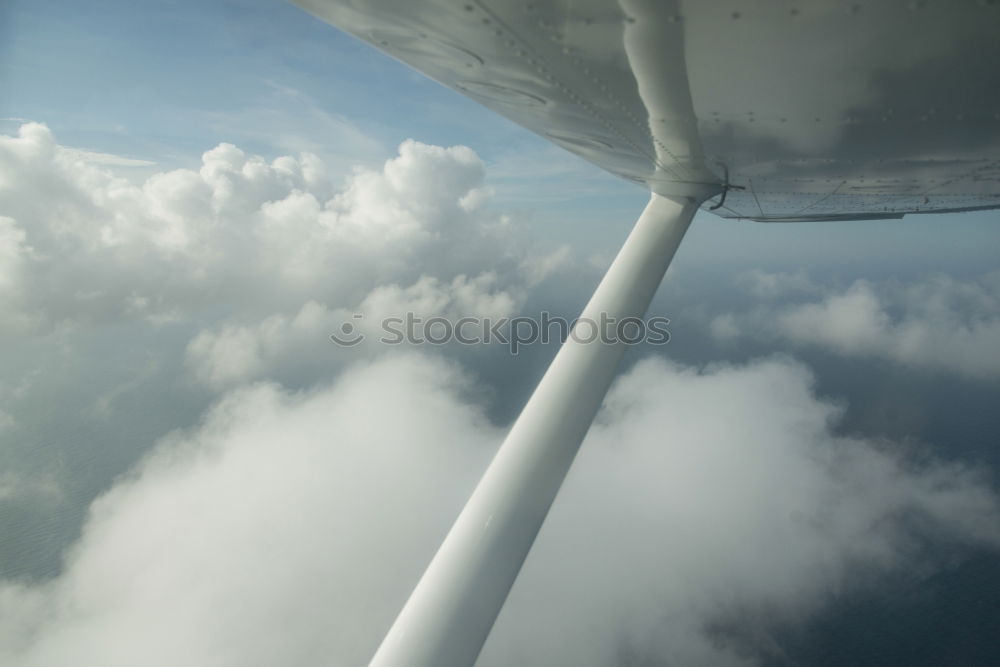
[296,0,1000,221]
[291,2,1000,666]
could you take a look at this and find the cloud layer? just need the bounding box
[711,270,1000,379]
[0,123,555,338]
[0,123,564,581]
[2,354,997,667]
[3,123,999,666]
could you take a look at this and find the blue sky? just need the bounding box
[0,0,638,213]
[2,2,1000,666]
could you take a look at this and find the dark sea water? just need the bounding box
[763,553,1000,666]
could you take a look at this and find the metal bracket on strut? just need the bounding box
[709,163,746,210]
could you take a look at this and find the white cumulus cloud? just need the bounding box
[0,123,561,338]
[711,271,1000,379]
[2,354,997,667]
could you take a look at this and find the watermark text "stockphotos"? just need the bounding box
[330,312,670,354]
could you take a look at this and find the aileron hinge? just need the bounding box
[709,163,746,210]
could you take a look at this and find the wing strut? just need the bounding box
[369,192,702,667]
